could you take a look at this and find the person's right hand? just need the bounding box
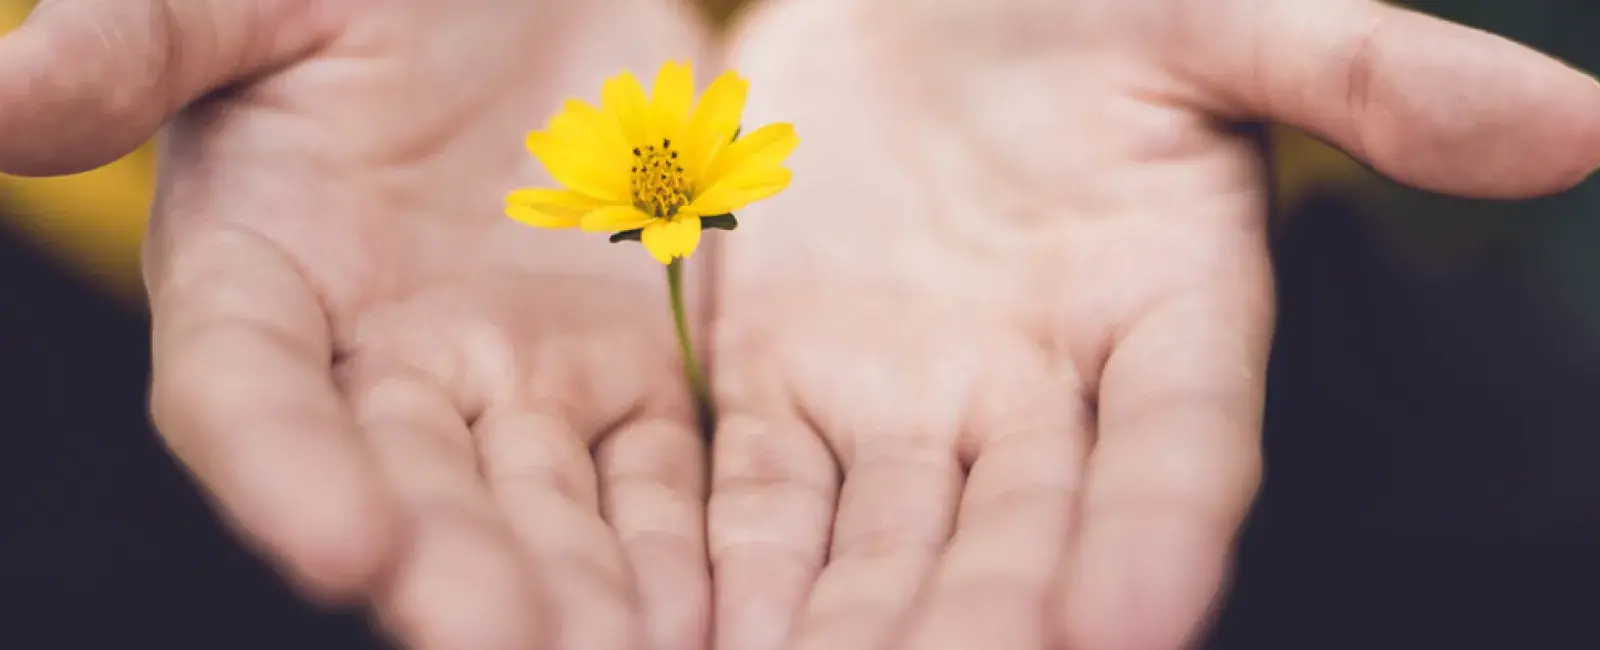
[0,2,714,649]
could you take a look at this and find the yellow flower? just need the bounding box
[507,60,798,264]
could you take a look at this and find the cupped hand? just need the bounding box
[0,1,713,648]
[707,1,1600,649]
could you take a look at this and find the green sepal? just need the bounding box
[701,213,738,231]
[608,213,737,244]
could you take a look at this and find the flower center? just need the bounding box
[631,138,690,218]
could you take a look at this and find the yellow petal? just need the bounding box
[525,131,630,202]
[640,216,703,264]
[506,187,602,229]
[680,71,749,186]
[580,205,655,232]
[509,187,608,211]
[507,204,578,228]
[649,61,695,144]
[686,167,792,216]
[549,98,631,170]
[698,122,798,193]
[602,71,651,145]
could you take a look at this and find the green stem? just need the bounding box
[666,259,714,437]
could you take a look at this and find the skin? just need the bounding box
[708,1,1600,650]
[0,1,1597,650]
[2,1,712,649]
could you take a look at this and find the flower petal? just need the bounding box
[640,216,703,264]
[686,167,792,216]
[509,187,608,211]
[525,130,630,202]
[698,122,798,193]
[580,205,655,232]
[549,98,631,170]
[602,70,651,145]
[649,60,695,144]
[681,71,749,185]
[506,187,604,229]
[507,204,577,228]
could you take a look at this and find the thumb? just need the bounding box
[1176,0,1600,199]
[0,0,333,176]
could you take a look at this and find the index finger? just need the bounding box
[1056,268,1274,650]
[148,228,398,602]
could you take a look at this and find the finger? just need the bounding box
[898,363,1089,650]
[147,228,397,602]
[1057,280,1273,650]
[476,408,640,650]
[594,408,710,650]
[708,413,840,650]
[1175,0,1600,198]
[0,0,331,175]
[340,360,545,650]
[790,430,965,650]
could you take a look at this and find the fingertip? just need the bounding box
[632,540,712,650]
[265,480,404,605]
[375,509,546,650]
[1201,0,1600,200]
[158,388,406,605]
[192,411,404,604]
[0,7,165,176]
[1360,14,1600,198]
[0,0,333,176]
[1057,520,1235,650]
[1543,74,1600,194]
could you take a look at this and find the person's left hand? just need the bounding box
[703,1,1600,649]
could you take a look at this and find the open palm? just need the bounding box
[1,1,713,649]
[707,1,1600,649]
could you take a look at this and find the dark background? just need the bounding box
[5,0,1600,648]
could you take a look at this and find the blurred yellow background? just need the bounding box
[0,0,1369,303]
[0,1,159,299]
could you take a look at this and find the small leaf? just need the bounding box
[609,228,643,243]
[701,214,738,231]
